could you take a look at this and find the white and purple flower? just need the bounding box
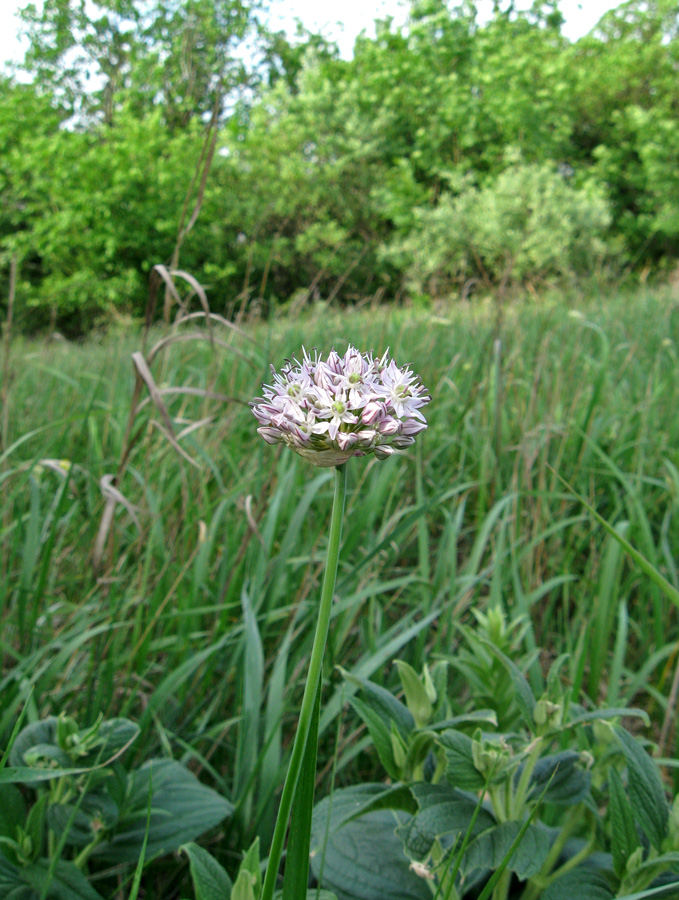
[251,345,430,466]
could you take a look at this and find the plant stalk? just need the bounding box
[260,463,347,900]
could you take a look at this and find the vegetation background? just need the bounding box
[2,0,679,333]
[3,1,679,898]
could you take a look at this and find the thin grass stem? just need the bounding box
[260,462,347,900]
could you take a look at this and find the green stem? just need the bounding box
[511,738,543,819]
[538,821,596,892]
[492,868,512,900]
[519,809,591,900]
[73,833,104,870]
[489,785,508,823]
[260,463,347,900]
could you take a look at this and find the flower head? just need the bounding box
[251,345,430,466]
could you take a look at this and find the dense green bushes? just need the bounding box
[2,0,679,331]
[388,161,613,296]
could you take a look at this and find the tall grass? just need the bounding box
[2,285,679,894]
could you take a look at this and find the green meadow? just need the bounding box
[2,286,679,896]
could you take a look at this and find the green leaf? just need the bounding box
[422,665,437,705]
[47,793,118,848]
[231,839,262,900]
[230,871,257,900]
[0,767,93,786]
[283,678,321,900]
[237,838,261,898]
[609,767,641,879]
[0,785,26,840]
[7,717,138,773]
[313,784,416,837]
[628,852,679,878]
[9,720,69,769]
[462,821,551,880]
[13,858,105,900]
[476,767,559,900]
[84,719,139,764]
[348,696,399,780]
[525,752,591,805]
[394,661,433,728]
[482,643,536,729]
[0,855,30,898]
[429,710,498,732]
[235,587,263,807]
[397,783,495,860]
[46,806,94,850]
[614,727,668,850]
[310,786,429,900]
[25,794,48,861]
[8,721,60,769]
[565,708,650,729]
[391,725,408,770]
[338,668,415,740]
[95,759,233,863]
[404,732,436,779]
[616,881,679,900]
[181,843,233,900]
[439,730,486,791]
[540,866,615,899]
[274,893,338,900]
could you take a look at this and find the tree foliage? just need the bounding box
[18,0,255,126]
[390,160,613,295]
[2,0,679,331]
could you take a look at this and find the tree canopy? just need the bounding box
[2,0,679,332]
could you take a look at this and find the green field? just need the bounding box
[2,286,679,897]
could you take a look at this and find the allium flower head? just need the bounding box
[251,346,430,466]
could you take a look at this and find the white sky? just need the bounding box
[0,0,625,69]
[269,0,626,53]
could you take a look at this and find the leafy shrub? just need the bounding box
[393,162,613,297]
[0,712,232,899]
[310,609,679,900]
